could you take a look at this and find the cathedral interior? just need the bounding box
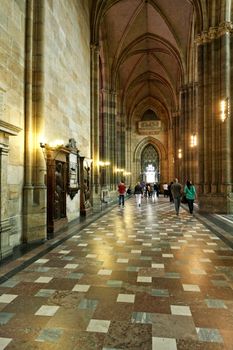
[0,0,233,349]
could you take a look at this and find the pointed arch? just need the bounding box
[133,137,168,184]
[133,137,167,162]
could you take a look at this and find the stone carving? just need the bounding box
[195,21,233,45]
[138,120,161,135]
[54,162,64,219]
[67,138,77,150]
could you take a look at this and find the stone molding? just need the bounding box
[100,88,117,96]
[171,111,179,118]
[180,82,198,92]
[195,21,233,45]
[0,142,9,154]
[0,120,22,136]
[90,42,100,53]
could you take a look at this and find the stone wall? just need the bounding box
[44,0,91,221]
[0,0,26,246]
[0,0,91,251]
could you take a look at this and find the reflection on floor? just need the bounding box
[0,198,233,349]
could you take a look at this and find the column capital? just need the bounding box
[179,85,188,94]
[100,89,118,99]
[180,82,198,93]
[171,111,179,118]
[90,42,100,53]
[195,21,233,45]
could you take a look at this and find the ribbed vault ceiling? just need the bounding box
[92,0,200,120]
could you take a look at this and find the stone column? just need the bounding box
[108,90,117,190]
[23,0,46,242]
[116,112,125,178]
[90,43,100,211]
[192,83,199,186]
[197,40,205,195]
[196,22,233,213]
[100,88,110,187]
[179,86,187,183]
[172,111,179,180]
[178,82,199,187]
[125,124,132,188]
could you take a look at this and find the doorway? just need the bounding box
[141,144,159,183]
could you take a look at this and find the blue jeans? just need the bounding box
[174,197,181,214]
[119,195,125,206]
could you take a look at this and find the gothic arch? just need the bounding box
[133,137,168,184]
[134,137,167,162]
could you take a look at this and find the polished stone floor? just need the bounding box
[0,197,233,349]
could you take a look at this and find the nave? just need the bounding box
[0,198,233,350]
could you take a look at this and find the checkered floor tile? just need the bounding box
[0,198,232,349]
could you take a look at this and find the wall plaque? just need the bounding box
[138,120,161,135]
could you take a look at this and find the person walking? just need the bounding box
[118,180,126,207]
[184,180,196,214]
[168,181,173,202]
[146,183,151,198]
[163,182,168,197]
[154,183,159,198]
[134,182,143,207]
[171,178,182,215]
[126,186,132,196]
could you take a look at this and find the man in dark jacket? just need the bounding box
[171,178,182,215]
[134,182,143,207]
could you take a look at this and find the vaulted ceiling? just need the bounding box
[91,0,203,122]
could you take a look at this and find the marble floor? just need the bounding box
[0,197,233,349]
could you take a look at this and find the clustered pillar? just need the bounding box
[196,22,233,213]
[23,0,47,242]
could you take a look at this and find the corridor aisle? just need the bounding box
[0,198,233,349]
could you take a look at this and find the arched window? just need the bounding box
[141,109,160,121]
[141,144,160,183]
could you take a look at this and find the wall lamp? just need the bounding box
[116,168,124,173]
[220,98,230,122]
[190,133,197,147]
[39,140,65,160]
[178,148,182,159]
[40,140,64,149]
[99,161,111,167]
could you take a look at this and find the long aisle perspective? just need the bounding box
[0,198,233,350]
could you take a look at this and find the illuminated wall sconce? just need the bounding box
[39,140,64,149]
[190,133,197,147]
[50,140,65,148]
[220,98,230,122]
[124,172,131,176]
[39,140,65,161]
[99,161,111,167]
[115,168,124,173]
[178,148,182,159]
